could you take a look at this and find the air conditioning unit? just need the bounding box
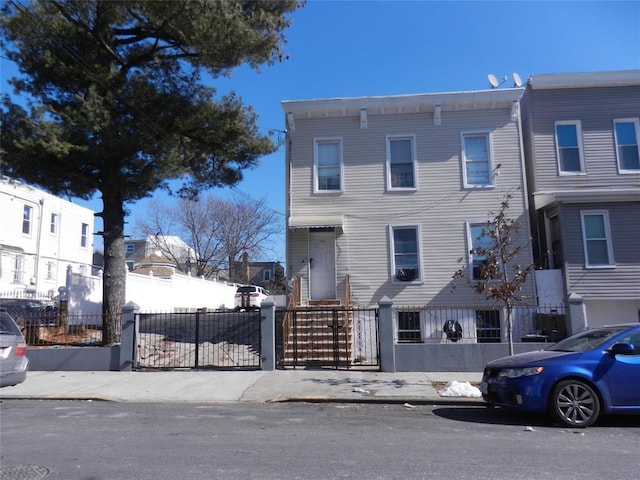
[396,268,417,281]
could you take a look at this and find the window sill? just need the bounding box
[463,184,495,190]
[386,187,418,193]
[392,280,423,285]
[618,169,640,175]
[583,264,616,269]
[313,190,343,195]
[558,171,587,176]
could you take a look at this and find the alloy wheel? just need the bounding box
[551,380,600,427]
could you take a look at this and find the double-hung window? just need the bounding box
[614,118,640,173]
[555,121,585,174]
[314,138,342,193]
[467,223,494,280]
[386,135,416,190]
[580,211,614,268]
[461,132,493,187]
[81,223,89,248]
[390,226,420,282]
[50,213,58,235]
[13,255,25,284]
[22,205,32,235]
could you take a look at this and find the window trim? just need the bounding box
[466,222,495,281]
[81,223,89,248]
[580,210,615,268]
[125,244,135,254]
[386,134,418,191]
[554,120,586,175]
[461,131,494,188]
[389,224,423,284]
[313,137,343,194]
[613,118,640,174]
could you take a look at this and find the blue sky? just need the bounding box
[2,1,639,264]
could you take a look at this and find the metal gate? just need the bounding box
[278,307,379,370]
[135,310,261,369]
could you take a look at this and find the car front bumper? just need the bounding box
[481,373,548,412]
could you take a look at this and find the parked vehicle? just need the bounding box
[0,308,29,387]
[481,323,640,427]
[0,298,58,327]
[234,285,269,310]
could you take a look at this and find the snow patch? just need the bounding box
[437,381,482,398]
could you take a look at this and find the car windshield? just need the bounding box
[546,327,629,353]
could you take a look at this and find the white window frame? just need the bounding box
[46,261,56,280]
[13,255,25,284]
[554,120,586,175]
[313,137,343,194]
[461,131,494,188]
[613,118,640,173]
[389,225,422,284]
[125,244,135,254]
[386,134,417,191]
[81,223,89,248]
[22,205,33,235]
[466,222,495,280]
[580,210,615,268]
[50,213,58,235]
[263,269,272,282]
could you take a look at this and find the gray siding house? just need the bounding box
[283,87,538,346]
[521,70,640,332]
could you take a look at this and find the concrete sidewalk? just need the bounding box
[0,370,485,405]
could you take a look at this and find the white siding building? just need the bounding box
[283,87,538,345]
[0,177,95,298]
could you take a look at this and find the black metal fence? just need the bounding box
[394,304,567,344]
[135,310,261,369]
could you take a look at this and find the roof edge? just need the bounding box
[528,70,640,90]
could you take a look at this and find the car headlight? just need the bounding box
[498,366,544,378]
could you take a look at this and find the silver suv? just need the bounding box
[0,308,29,387]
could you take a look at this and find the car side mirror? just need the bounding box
[609,343,634,355]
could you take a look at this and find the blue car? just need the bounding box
[480,323,640,427]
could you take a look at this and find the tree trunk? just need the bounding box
[506,305,514,356]
[101,188,126,345]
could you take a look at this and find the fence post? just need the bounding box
[260,297,276,370]
[120,301,140,371]
[567,292,587,335]
[378,296,396,372]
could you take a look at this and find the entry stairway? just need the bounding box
[281,300,353,368]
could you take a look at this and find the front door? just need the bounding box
[309,230,336,300]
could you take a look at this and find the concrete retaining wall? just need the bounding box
[394,342,548,372]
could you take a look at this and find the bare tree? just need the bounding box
[453,191,534,355]
[136,195,281,279]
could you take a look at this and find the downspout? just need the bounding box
[514,93,538,306]
[34,198,44,293]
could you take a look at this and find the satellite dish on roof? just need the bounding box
[488,74,499,89]
[513,72,523,87]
